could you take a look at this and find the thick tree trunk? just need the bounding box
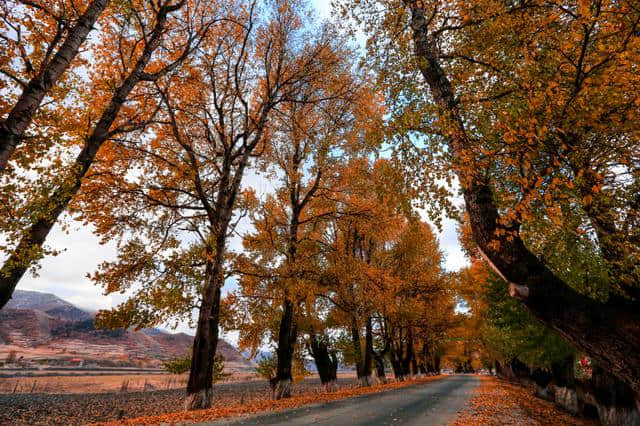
[274,298,298,400]
[433,353,441,374]
[364,316,373,381]
[389,328,405,381]
[185,259,222,410]
[551,356,579,415]
[350,315,373,386]
[309,334,338,390]
[421,342,438,375]
[405,2,640,394]
[0,0,108,170]
[0,1,180,311]
[390,358,404,381]
[591,366,640,426]
[400,328,414,378]
[373,354,387,384]
[410,353,420,378]
[532,369,555,402]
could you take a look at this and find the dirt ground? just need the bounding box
[0,374,360,425]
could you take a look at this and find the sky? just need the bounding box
[12,0,468,337]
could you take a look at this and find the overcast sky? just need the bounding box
[13,0,468,337]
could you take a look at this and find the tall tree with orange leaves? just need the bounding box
[340,0,640,393]
[0,0,218,310]
[0,0,109,171]
[233,72,381,398]
[86,0,361,409]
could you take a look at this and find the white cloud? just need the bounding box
[16,218,122,312]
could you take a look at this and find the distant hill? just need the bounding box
[0,290,252,371]
[4,290,92,321]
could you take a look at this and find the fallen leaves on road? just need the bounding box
[451,377,597,426]
[95,375,444,425]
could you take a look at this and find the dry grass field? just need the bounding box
[0,371,263,394]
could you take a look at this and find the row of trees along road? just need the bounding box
[338,0,640,402]
[232,157,455,395]
[1,0,639,420]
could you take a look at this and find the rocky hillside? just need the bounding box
[0,290,252,371]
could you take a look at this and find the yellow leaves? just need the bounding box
[582,194,593,206]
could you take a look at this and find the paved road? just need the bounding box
[207,375,479,426]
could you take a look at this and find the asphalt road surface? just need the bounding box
[207,375,479,426]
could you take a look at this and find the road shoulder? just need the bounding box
[451,377,597,426]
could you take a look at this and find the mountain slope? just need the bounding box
[4,290,91,321]
[0,290,252,371]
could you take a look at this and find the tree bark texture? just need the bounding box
[185,257,222,410]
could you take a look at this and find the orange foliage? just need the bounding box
[452,377,596,426]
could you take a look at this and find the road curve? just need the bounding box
[206,375,479,426]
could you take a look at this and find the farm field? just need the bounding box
[1,372,190,394]
[0,374,361,425]
[0,371,356,394]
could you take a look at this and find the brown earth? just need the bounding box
[0,374,359,425]
[0,290,252,370]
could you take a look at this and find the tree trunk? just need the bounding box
[363,316,373,383]
[410,353,420,378]
[184,258,222,410]
[309,334,338,390]
[591,366,640,426]
[0,0,108,170]
[0,1,181,310]
[184,137,258,409]
[373,354,387,384]
[405,2,640,395]
[532,369,555,402]
[274,298,298,400]
[351,315,373,387]
[551,356,579,415]
[390,358,404,381]
[400,328,414,378]
[434,352,441,374]
[389,328,405,381]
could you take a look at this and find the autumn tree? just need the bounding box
[375,219,452,380]
[0,0,110,171]
[0,0,215,309]
[319,159,406,385]
[233,70,381,398]
[340,0,640,394]
[311,158,453,385]
[86,0,358,409]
